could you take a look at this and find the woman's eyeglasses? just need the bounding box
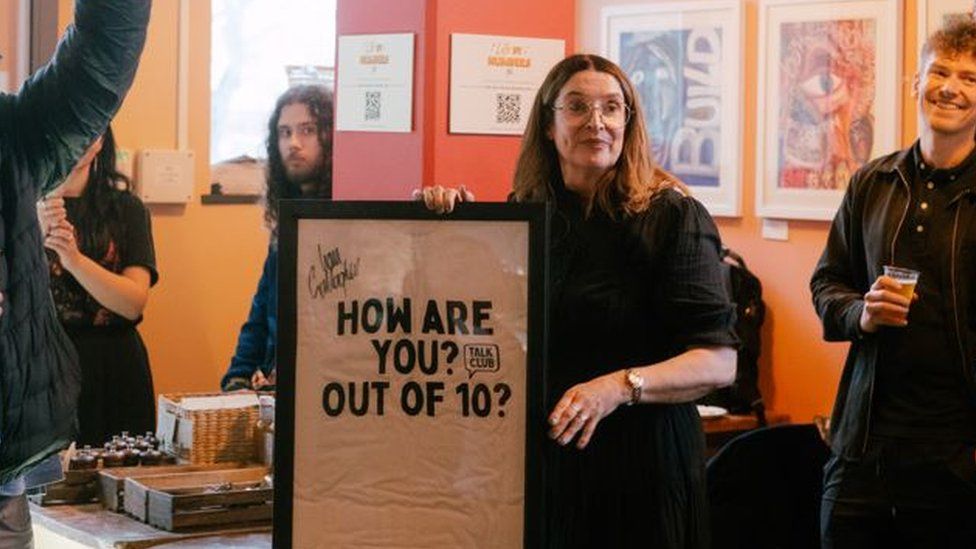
[551,99,631,128]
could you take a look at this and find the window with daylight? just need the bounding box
[210,0,336,195]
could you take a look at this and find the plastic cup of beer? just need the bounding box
[883,265,919,301]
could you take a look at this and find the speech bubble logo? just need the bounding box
[463,344,500,378]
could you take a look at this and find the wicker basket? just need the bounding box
[156,392,260,465]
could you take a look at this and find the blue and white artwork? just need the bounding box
[619,28,724,188]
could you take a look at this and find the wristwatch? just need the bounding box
[625,369,643,406]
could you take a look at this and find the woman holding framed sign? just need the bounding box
[422,54,737,548]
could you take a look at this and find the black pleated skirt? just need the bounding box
[65,325,155,447]
[544,402,709,549]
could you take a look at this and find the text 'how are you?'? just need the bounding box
[321,297,512,419]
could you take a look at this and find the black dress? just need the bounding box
[545,186,737,548]
[48,192,159,447]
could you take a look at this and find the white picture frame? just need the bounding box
[755,0,901,220]
[602,1,744,217]
[917,0,971,51]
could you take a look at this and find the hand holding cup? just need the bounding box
[859,266,919,333]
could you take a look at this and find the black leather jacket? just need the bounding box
[810,144,976,459]
[0,0,150,484]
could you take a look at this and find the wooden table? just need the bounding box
[30,503,271,548]
[702,412,790,457]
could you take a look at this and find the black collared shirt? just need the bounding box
[872,142,976,440]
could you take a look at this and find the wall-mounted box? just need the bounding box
[135,149,194,204]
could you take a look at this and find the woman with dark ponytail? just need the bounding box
[37,125,158,446]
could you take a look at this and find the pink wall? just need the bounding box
[334,0,575,201]
[333,0,430,200]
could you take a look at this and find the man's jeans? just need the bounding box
[0,494,31,548]
[821,437,976,549]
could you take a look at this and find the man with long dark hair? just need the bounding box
[0,0,150,543]
[221,85,333,391]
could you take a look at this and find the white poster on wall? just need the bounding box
[336,33,415,133]
[449,33,565,135]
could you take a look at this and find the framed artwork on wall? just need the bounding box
[755,0,901,220]
[917,0,971,50]
[602,1,743,217]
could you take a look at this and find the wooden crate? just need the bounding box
[123,467,268,523]
[147,483,273,531]
[98,463,250,512]
[30,470,99,506]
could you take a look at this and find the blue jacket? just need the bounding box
[222,245,277,390]
[0,0,150,483]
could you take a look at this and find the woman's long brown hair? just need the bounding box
[511,54,684,217]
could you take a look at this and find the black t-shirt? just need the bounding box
[872,143,976,441]
[48,192,158,327]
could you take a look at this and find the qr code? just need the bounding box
[365,91,381,121]
[495,93,521,124]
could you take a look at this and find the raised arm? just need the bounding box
[5,0,151,195]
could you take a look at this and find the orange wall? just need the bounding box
[55,0,928,423]
[0,0,27,91]
[579,0,923,423]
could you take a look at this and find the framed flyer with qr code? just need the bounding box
[274,201,548,547]
[449,33,565,135]
[336,33,414,133]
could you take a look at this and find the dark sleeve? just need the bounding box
[120,195,158,286]
[642,192,738,350]
[7,0,150,195]
[810,174,867,342]
[221,247,275,391]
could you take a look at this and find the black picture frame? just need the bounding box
[274,200,548,548]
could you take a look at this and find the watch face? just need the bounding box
[627,371,643,388]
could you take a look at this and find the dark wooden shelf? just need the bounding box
[200,194,260,205]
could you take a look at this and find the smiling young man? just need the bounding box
[810,20,976,548]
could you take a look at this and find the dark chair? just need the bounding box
[707,423,830,549]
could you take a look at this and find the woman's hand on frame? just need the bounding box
[412,185,475,214]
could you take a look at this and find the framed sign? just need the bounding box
[336,33,415,133]
[917,0,971,49]
[274,201,547,548]
[756,0,901,220]
[449,33,565,135]
[602,1,744,217]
